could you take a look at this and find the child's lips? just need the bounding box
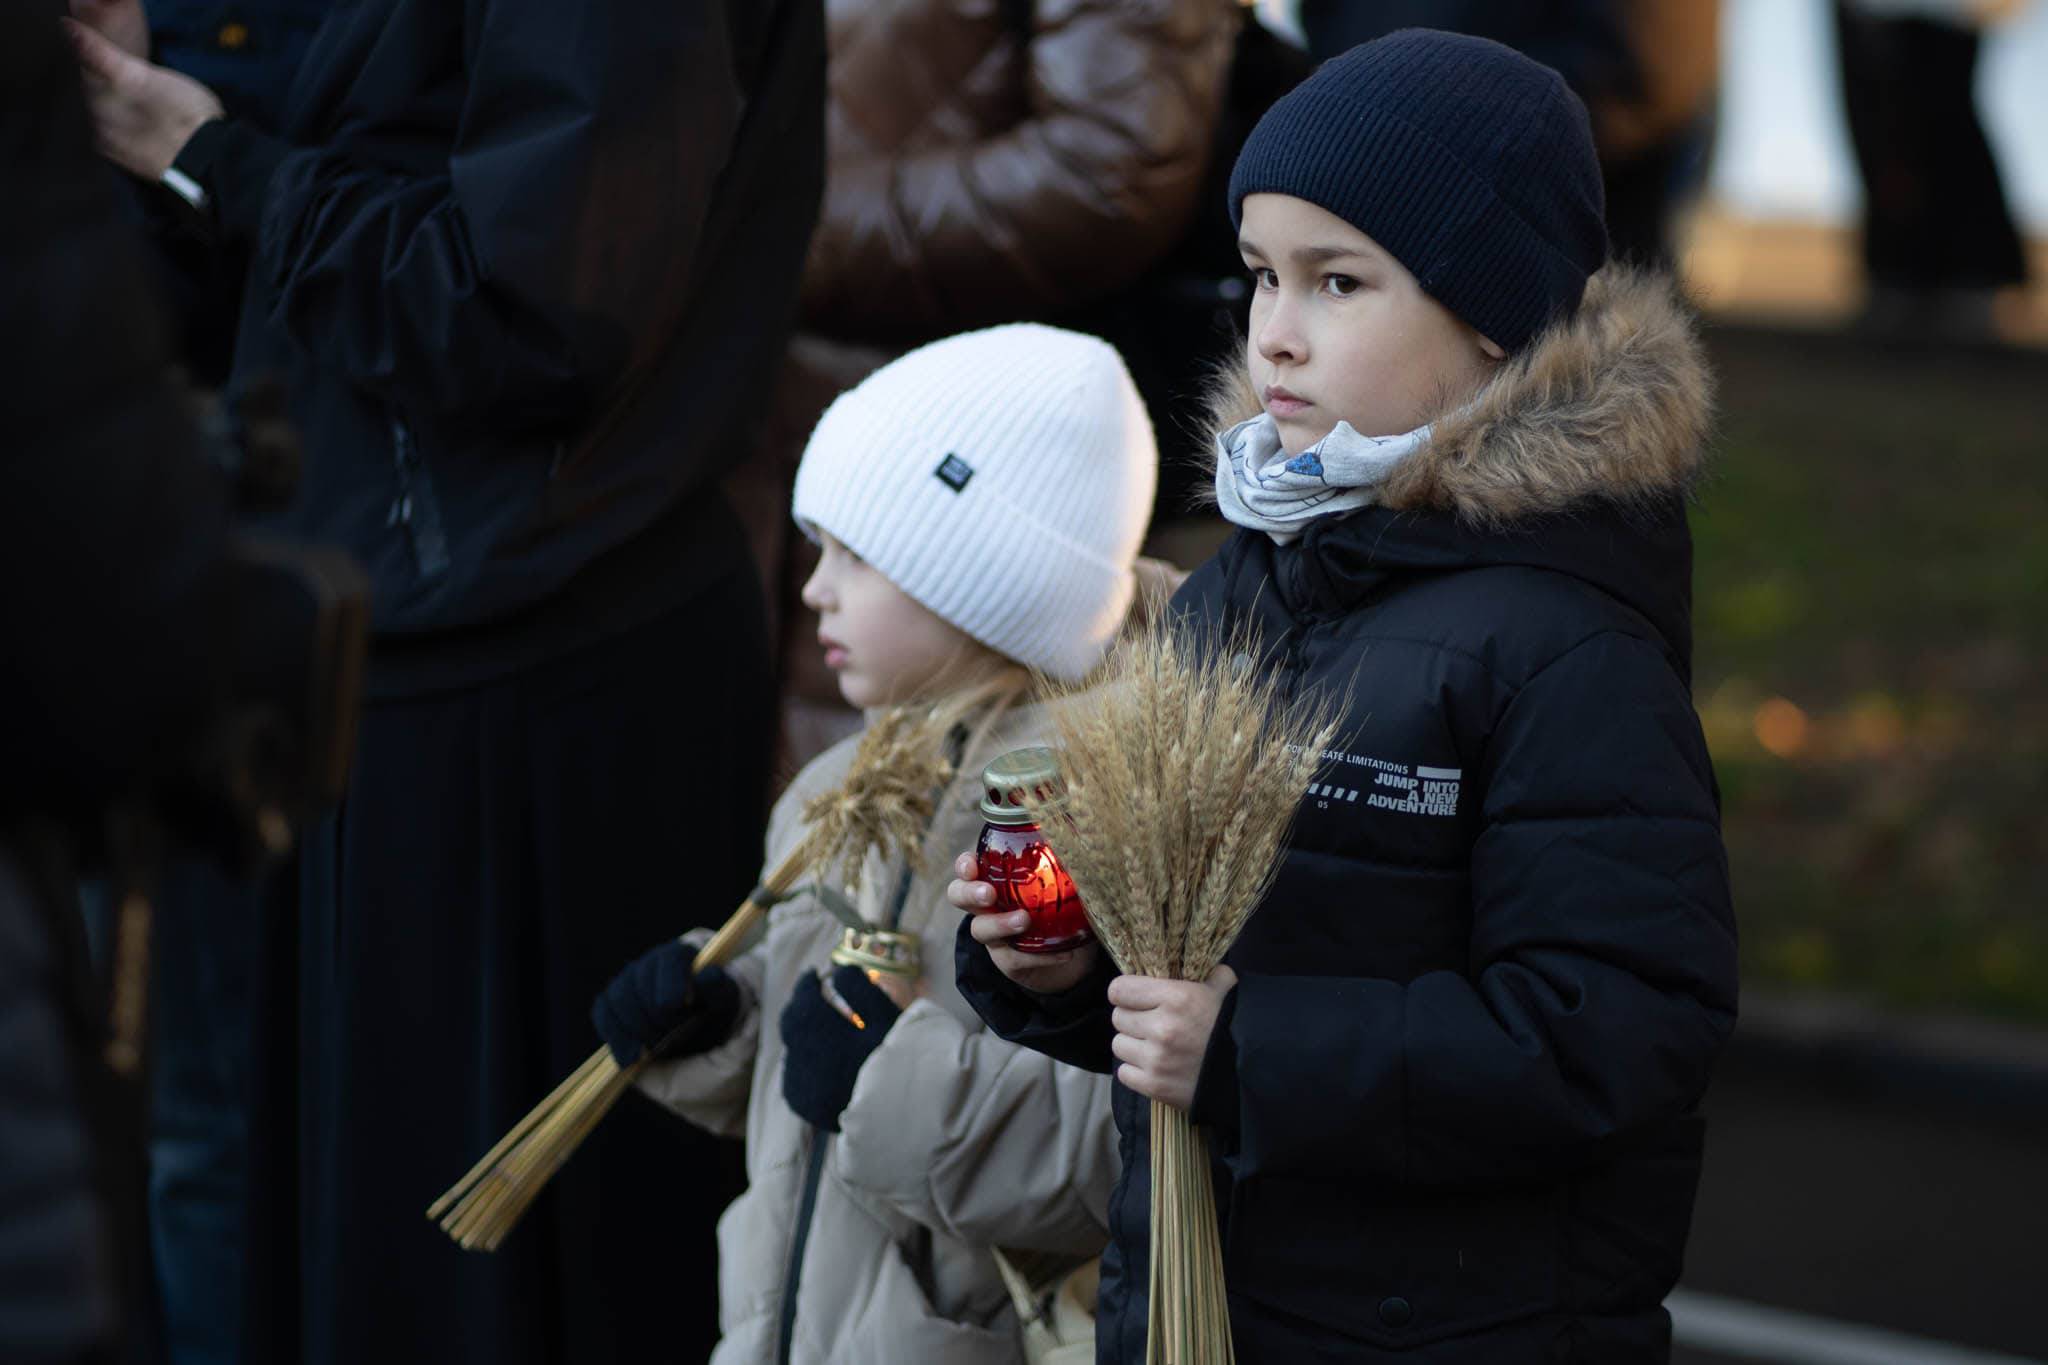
[819,635,849,668]
[1263,385,1311,418]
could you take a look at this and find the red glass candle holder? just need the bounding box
[975,747,1090,955]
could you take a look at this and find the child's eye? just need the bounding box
[1324,274,1361,298]
[1249,267,1278,291]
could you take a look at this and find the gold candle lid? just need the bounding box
[830,927,923,979]
[979,746,1065,823]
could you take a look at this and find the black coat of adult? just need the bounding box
[959,268,1738,1363]
[153,1,826,1360]
[172,0,825,689]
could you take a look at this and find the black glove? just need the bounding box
[591,938,741,1067]
[778,965,903,1132]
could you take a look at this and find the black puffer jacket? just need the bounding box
[958,267,1737,1363]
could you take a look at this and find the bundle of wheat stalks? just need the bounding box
[428,701,970,1251]
[1024,618,1335,1365]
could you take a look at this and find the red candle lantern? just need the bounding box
[975,747,1091,954]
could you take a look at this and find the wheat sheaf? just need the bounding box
[1022,616,1337,1364]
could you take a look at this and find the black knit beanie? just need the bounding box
[1229,28,1609,354]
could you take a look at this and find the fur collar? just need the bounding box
[1211,266,1714,526]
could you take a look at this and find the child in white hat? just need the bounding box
[588,323,1155,1364]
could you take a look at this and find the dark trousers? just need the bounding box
[145,863,262,1365]
[247,573,768,1364]
[1,838,123,1365]
[1834,3,2028,293]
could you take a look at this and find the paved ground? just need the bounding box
[1670,1041,2048,1363]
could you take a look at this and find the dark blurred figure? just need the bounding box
[1834,0,2031,340]
[64,0,826,1361]
[1298,1,1722,266]
[729,0,1252,772]
[68,5,326,1362]
[2,8,239,1360]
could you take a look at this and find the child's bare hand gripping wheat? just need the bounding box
[1108,967,1237,1111]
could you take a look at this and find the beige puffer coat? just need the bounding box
[638,698,1118,1364]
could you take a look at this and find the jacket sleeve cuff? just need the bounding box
[953,915,1117,1073]
[1022,949,1119,1023]
[172,118,289,245]
[1189,983,1240,1136]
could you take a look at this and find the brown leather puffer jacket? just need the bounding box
[801,0,1242,344]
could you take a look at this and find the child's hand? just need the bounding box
[590,940,742,1068]
[1107,965,1238,1111]
[781,966,901,1132]
[949,853,1100,994]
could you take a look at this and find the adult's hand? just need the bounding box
[68,0,148,60]
[66,19,221,182]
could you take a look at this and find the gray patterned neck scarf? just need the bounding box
[1213,412,1432,544]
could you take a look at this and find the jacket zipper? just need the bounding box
[387,417,451,579]
[776,1133,831,1365]
[775,779,946,1362]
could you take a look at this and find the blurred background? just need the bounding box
[1684,0,2046,1020]
[1662,5,2047,1362]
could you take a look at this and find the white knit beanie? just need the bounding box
[793,324,1158,682]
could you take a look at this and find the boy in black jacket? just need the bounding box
[950,29,1736,1364]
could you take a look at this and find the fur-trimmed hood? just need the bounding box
[1213,265,1714,526]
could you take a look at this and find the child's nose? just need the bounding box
[799,568,830,612]
[1256,301,1304,366]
